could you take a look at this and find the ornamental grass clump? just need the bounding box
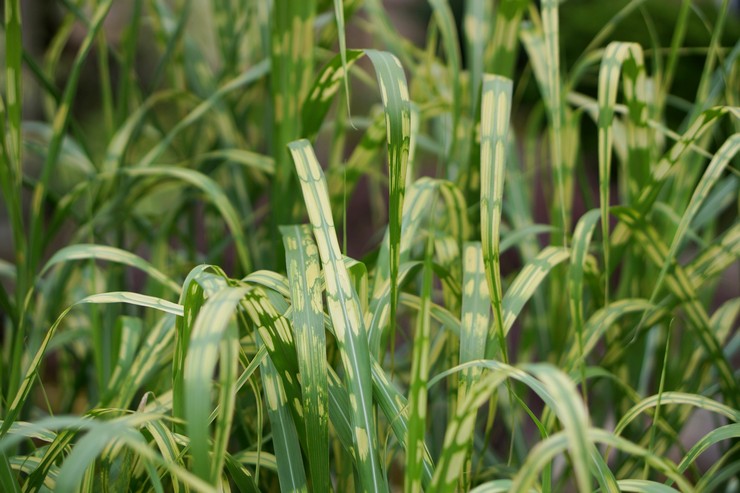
[0,0,738,492]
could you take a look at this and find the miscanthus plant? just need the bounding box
[1,0,738,491]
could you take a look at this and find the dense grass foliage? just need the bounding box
[1,0,739,491]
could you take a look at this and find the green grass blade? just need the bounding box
[41,244,180,293]
[281,225,330,492]
[1,1,25,315]
[173,267,211,427]
[523,364,592,493]
[101,90,176,173]
[493,246,570,353]
[470,479,535,493]
[688,222,740,285]
[370,360,435,486]
[2,1,25,316]
[609,107,733,270]
[143,419,185,491]
[0,452,20,493]
[238,287,313,490]
[568,208,602,391]
[613,207,740,407]
[1,291,182,437]
[125,167,251,273]
[4,0,22,179]
[332,0,352,121]
[404,236,434,493]
[480,74,513,363]
[368,262,423,352]
[101,316,143,406]
[183,286,246,484]
[562,299,654,369]
[430,370,508,493]
[289,139,388,493]
[260,352,308,493]
[456,242,490,487]
[270,0,316,233]
[138,59,270,168]
[463,0,489,111]
[511,428,694,493]
[27,0,113,273]
[302,49,364,140]
[371,178,435,300]
[487,0,527,77]
[224,453,260,493]
[520,0,568,240]
[637,133,739,334]
[597,42,648,300]
[617,479,680,493]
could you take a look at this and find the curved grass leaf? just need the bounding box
[239,286,314,492]
[42,244,180,293]
[458,243,491,401]
[404,239,434,493]
[524,364,592,493]
[470,479,535,493]
[609,106,733,270]
[562,299,654,369]
[494,246,570,353]
[429,370,508,493]
[613,206,740,407]
[289,139,388,493]
[510,428,693,493]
